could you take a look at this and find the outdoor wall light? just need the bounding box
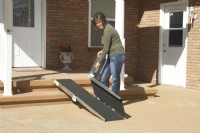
[188,7,198,24]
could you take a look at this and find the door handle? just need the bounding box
[163,44,167,52]
[7,29,13,33]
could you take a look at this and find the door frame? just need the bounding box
[158,0,189,88]
[2,0,46,68]
[41,0,46,68]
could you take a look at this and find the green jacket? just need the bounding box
[98,23,125,64]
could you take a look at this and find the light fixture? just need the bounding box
[189,7,198,24]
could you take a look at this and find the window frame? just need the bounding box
[13,0,35,27]
[88,0,115,48]
[168,11,184,47]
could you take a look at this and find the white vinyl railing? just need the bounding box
[0,23,12,96]
[0,23,5,82]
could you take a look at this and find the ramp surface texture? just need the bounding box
[53,79,124,121]
[89,56,126,116]
[90,77,125,116]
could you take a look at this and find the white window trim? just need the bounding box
[88,0,92,47]
[88,0,115,48]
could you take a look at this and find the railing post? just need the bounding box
[0,0,3,79]
[3,35,12,96]
[0,0,12,96]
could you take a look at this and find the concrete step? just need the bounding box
[0,89,70,109]
[0,82,3,90]
[0,76,134,92]
[0,85,157,109]
[0,76,158,109]
[120,86,158,100]
[0,87,96,109]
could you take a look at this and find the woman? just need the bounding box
[93,12,125,95]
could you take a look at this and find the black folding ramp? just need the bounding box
[89,77,126,116]
[88,56,126,117]
[53,79,124,121]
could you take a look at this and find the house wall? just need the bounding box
[136,0,200,89]
[187,0,200,89]
[46,0,93,70]
[46,0,200,90]
[46,0,139,73]
[0,0,3,23]
[136,0,175,84]
[124,0,139,81]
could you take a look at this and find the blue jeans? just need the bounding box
[101,54,126,95]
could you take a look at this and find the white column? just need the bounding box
[115,0,125,90]
[115,0,125,44]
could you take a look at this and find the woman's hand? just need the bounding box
[96,50,102,68]
[97,50,102,57]
[95,62,101,69]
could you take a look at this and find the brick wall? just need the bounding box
[135,0,200,89]
[46,0,96,70]
[136,0,161,83]
[187,0,200,89]
[124,0,139,80]
[46,0,200,90]
[46,0,139,74]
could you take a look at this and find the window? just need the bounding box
[89,0,115,47]
[13,0,34,27]
[168,11,183,47]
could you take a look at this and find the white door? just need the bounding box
[5,0,42,67]
[161,3,187,87]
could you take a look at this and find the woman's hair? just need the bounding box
[93,12,107,28]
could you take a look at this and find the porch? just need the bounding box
[1,82,200,133]
[0,68,157,109]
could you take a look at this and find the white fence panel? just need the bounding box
[0,23,12,96]
[0,23,4,81]
[3,35,12,96]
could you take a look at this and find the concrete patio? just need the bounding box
[1,83,200,133]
